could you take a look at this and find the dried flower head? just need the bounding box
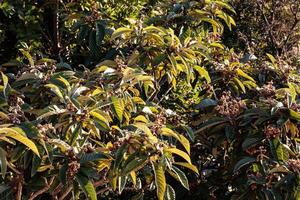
[215,91,246,118]
[287,159,300,173]
[259,81,275,98]
[263,125,281,139]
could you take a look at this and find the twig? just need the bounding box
[157,86,172,104]
[51,183,63,197]
[16,180,22,200]
[94,179,109,188]
[58,186,72,200]
[96,187,111,195]
[7,163,21,175]
[29,176,55,200]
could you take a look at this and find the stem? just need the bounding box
[16,180,22,200]
[58,186,72,200]
[29,176,55,200]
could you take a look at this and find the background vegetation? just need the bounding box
[0,0,299,199]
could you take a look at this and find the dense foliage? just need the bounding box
[0,0,299,199]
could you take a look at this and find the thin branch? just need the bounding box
[96,187,111,195]
[94,179,109,188]
[256,0,278,55]
[7,163,21,175]
[58,186,72,200]
[16,180,22,200]
[29,176,55,200]
[157,86,172,104]
[51,183,63,197]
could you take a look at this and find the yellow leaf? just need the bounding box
[165,148,191,164]
[174,162,199,174]
[130,171,137,186]
[233,77,246,93]
[178,135,190,155]
[0,128,40,157]
[160,128,190,154]
[236,69,255,82]
[134,123,158,143]
[153,163,166,200]
[134,115,148,123]
[111,27,132,40]
[45,84,64,100]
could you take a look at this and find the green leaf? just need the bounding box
[111,27,132,40]
[178,134,190,155]
[195,118,227,134]
[213,0,236,14]
[172,166,189,190]
[45,84,65,101]
[90,111,110,130]
[37,105,67,120]
[233,77,246,93]
[182,126,195,142]
[48,139,72,153]
[134,123,158,143]
[59,163,68,185]
[80,152,107,164]
[233,157,256,173]
[270,139,288,163]
[110,96,124,122]
[76,174,97,200]
[70,124,81,146]
[96,21,105,46]
[118,176,127,194]
[195,98,217,109]
[242,137,262,150]
[0,148,7,178]
[122,157,147,175]
[0,128,40,157]
[20,50,34,66]
[31,153,42,177]
[153,163,166,200]
[164,184,176,200]
[56,76,71,92]
[114,144,129,173]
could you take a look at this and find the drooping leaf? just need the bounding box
[233,77,246,93]
[289,109,300,121]
[174,162,199,174]
[110,96,124,122]
[0,148,7,178]
[76,174,97,200]
[153,163,166,200]
[236,69,255,82]
[118,176,127,194]
[1,72,8,98]
[165,148,191,164]
[195,98,217,109]
[0,128,40,157]
[233,157,256,173]
[80,152,107,164]
[122,157,147,175]
[45,84,65,101]
[172,165,189,190]
[111,27,132,40]
[164,184,176,200]
[59,163,68,185]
